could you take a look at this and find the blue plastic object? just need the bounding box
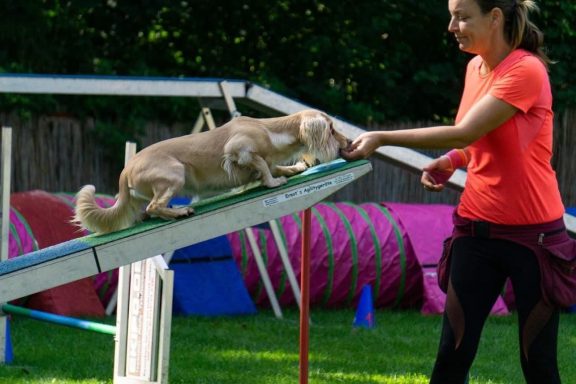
[170,236,257,316]
[4,318,13,364]
[353,284,375,329]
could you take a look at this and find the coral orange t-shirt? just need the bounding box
[456,49,564,224]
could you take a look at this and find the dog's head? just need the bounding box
[297,110,351,164]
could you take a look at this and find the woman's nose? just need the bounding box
[448,17,458,32]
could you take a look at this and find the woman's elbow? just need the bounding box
[451,138,475,148]
[450,127,481,148]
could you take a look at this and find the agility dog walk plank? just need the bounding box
[0,160,371,304]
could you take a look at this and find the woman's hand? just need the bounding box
[421,155,454,192]
[340,131,384,161]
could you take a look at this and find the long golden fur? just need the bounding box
[74,109,349,234]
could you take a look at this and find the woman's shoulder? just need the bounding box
[498,49,546,75]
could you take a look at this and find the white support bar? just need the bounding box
[0,74,246,98]
[219,80,242,118]
[191,111,206,134]
[0,128,11,263]
[105,289,119,316]
[244,228,283,319]
[160,251,174,266]
[0,127,12,364]
[113,265,131,378]
[269,220,301,309]
[201,107,216,131]
[156,268,173,384]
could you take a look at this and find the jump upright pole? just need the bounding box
[299,208,312,384]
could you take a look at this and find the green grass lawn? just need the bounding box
[0,309,574,383]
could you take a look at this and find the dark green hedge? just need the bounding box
[1,1,575,125]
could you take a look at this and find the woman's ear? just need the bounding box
[490,7,504,28]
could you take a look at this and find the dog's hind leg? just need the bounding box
[145,180,194,220]
[238,153,287,188]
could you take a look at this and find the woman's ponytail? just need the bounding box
[510,0,552,67]
[477,0,552,68]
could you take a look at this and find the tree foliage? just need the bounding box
[1,0,575,126]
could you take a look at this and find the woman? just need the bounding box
[342,0,571,383]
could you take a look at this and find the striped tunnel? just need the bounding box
[228,202,424,309]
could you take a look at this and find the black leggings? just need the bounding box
[430,236,560,384]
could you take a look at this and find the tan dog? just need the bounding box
[74,109,350,234]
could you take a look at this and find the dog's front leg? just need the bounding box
[273,160,308,177]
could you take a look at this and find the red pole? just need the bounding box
[299,208,311,384]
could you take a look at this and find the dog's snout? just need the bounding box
[341,138,353,150]
[338,139,353,157]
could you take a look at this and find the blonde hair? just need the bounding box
[476,0,552,68]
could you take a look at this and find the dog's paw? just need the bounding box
[171,206,195,219]
[181,206,195,217]
[265,176,288,188]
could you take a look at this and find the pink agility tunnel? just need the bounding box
[228,202,424,309]
[7,207,38,259]
[384,203,509,316]
[5,191,118,316]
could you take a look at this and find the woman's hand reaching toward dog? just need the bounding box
[341,130,456,193]
[340,131,384,161]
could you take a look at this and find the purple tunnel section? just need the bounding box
[228,202,425,310]
[8,208,38,259]
[384,203,509,315]
[6,191,118,316]
[228,202,510,315]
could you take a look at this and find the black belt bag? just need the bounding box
[437,211,576,308]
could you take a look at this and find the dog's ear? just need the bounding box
[299,115,332,150]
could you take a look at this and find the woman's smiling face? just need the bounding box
[448,0,494,55]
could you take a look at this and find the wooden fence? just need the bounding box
[1,111,574,208]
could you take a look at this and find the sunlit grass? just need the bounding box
[0,309,574,383]
[314,371,430,383]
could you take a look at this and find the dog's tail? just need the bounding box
[73,172,141,235]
